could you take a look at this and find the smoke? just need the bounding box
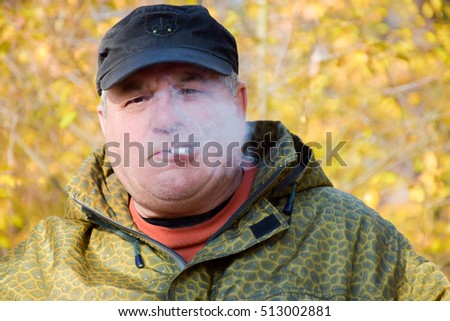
[104,77,248,170]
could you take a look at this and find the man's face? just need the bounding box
[98,63,247,217]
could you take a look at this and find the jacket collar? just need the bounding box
[245,120,332,198]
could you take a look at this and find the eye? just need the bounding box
[178,88,200,95]
[124,95,151,108]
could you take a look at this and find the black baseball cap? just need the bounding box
[96,4,238,95]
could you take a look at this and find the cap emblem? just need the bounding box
[145,13,178,36]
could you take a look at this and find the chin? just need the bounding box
[149,172,203,198]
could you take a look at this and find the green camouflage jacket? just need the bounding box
[1,121,449,300]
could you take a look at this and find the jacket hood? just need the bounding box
[64,120,333,223]
[245,120,333,199]
[64,146,132,226]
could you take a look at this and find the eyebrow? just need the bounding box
[114,79,144,96]
[178,71,213,84]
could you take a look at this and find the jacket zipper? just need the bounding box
[207,163,287,246]
[68,194,187,270]
[167,163,289,300]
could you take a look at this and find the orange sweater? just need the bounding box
[129,167,257,263]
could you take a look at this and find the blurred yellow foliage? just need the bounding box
[0,0,449,279]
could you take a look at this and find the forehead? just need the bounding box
[111,63,223,94]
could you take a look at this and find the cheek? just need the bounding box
[104,113,149,142]
[103,116,152,167]
[202,104,246,141]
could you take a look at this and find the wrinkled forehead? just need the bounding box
[110,63,224,95]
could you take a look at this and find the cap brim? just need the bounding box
[99,47,234,91]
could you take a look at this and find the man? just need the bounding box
[1,4,449,300]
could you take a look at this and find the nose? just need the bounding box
[150,88,184,135]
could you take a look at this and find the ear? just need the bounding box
[234,82,247,114]
[97,104,106,136]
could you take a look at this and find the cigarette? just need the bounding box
[171,147,190,155]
